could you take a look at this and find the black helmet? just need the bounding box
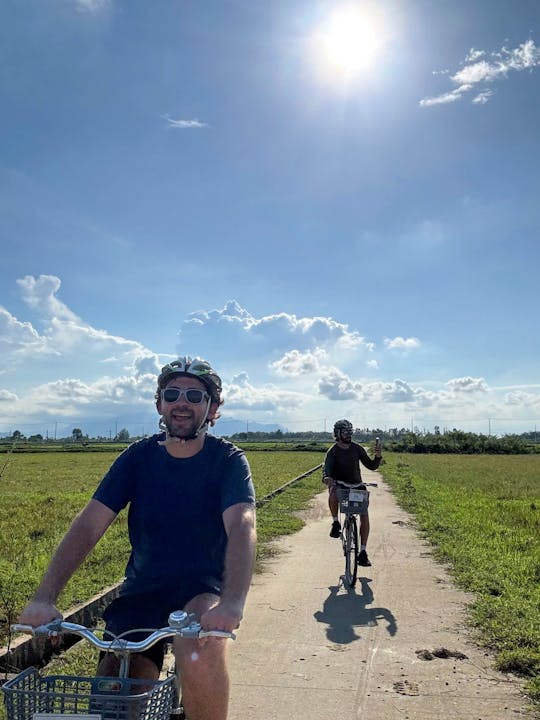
[333,419,353,439]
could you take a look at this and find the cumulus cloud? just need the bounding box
[2,281,538,436]
[318,367,364,401]
[181,300,373,364]
[446,376,489,393]
[420,39,540,107]
[270,348,328,376]
[0,307,50,360]
[17,275,79,322]
[504,390,540,408]
[384,336,421,350]
[0,276,162,431]
[224,372,303,412]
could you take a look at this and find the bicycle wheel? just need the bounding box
[344,515,358,588]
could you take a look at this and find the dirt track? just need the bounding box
[228,467,533,719]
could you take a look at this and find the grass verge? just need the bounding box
[380,453,540,705]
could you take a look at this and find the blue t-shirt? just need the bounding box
[93,434,255,596]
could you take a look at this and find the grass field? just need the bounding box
[1,449,539,709]
[380,453,540,702]
[0,449,323,643]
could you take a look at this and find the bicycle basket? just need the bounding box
[338,488,369,514]
[2,667,175,720]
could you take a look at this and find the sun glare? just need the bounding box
[313,5,384,79]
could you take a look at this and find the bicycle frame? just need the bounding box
[337,484,374,588]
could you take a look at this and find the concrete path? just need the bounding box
[229,467,532,719]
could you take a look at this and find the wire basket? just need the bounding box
[2,667,176,720]
[338,487,369,514]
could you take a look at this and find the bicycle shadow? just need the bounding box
[313,580,397,644]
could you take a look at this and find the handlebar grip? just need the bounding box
[11,624,59,636]
[198,630,236,640]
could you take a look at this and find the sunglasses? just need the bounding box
[161,387,209,404]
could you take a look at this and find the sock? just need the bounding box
[361,545,367,551]
[332,516,338,522]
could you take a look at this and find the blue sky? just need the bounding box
[1,0,539,439]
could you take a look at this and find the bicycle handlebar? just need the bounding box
[11,611,236,652]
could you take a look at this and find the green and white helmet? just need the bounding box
[333,419,353,439]
[155,356,222,404]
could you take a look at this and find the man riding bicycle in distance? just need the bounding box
[18,356,257,720]
[323,419,382,567]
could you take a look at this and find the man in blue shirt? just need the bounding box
[19,357,257,720]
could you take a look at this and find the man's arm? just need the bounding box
[323,447,335,484]
[357,444,382,471]
[201,502,256,633]
[18,499,117,625]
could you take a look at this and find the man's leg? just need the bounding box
[174,592,229,720]
[358,512,372,566]
[328,486,341,538]
[97,652,160,681]
[359,512,370,546]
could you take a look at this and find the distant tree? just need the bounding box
[28,434,44,442]
[72,428,83,441]
[116,428,130,442]
[11,430,25,441]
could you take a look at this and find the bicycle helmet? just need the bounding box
[333,419,353,440]
[155,356,223,443]
[155,357,222,404]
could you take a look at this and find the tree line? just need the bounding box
[2,426,538,455]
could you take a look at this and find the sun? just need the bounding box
[313,6,384,78]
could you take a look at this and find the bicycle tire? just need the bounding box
[344,515,358,588]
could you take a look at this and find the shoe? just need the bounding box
[329,520,341,538]
[358,549,372,566]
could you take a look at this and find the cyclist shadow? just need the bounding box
[313,580,397,644]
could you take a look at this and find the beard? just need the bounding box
[163,413,201,439]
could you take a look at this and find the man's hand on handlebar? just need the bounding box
[200,599,243,637]
[18,600,62,628]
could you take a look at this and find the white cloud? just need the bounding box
[75,0,110,12]
[473,90,495,104]
[504,390,540,408]
[446,376,489,393]
[180,300,373,363]
[1,281,539,436]
[465,48,485,63]
[420,39,540,107]
[270,348,328,376]
[224,372,303,412]
[318,367,364,401]
[17,275,79,322]
[0,307,50,362]
[162,115,209,129]
[384,336,421,350]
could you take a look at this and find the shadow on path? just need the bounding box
[313,580,397,644]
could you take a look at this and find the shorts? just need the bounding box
[100,577,221,671]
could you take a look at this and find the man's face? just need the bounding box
[159,376,215,439]
[338,427,353,444]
